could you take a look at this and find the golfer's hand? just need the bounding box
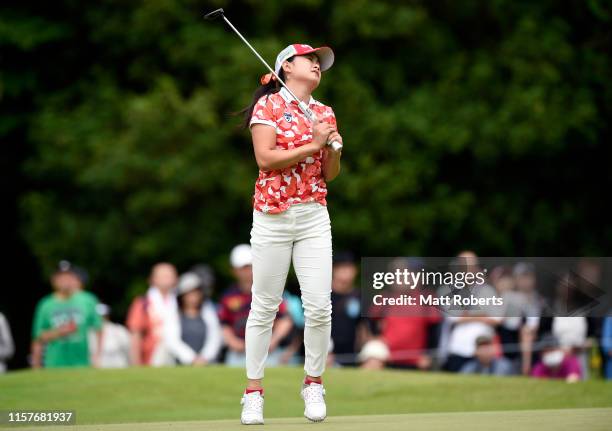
[312,118,334,150]
[327,130,343,151]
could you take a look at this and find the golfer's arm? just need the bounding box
[322,147,341,182]
[252,125,318,171]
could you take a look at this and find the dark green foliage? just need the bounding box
[3,0,611,307]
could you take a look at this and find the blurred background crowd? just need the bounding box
[2,250,610,384]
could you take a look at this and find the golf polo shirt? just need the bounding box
[249,87,337,214]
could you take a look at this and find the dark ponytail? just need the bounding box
[239,57,293,129]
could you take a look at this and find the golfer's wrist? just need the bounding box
[303,142,324,155]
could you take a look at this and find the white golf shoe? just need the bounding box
[301,382,327,422]
[240,391,264,425]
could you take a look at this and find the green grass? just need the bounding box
[1,366,611,429]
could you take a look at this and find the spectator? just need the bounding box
[460,335,514,376]
[551,271,590,378]
[602,316,612,380]
[513,262,543,375]
[531,334,582,382]
[66,261,98,310]
[442,251,502,372]
[165,270,222,365]
[358,339,389,370]
[31,261,102,368]
[368,257,441,370]
[490,265,531,374]
[89,304,131,368]
[126,262,179,366]
[0,312,14,372]
[329,251,364,366]
[552,315,588,379]
[64,260,103,365]
[219,244,293,367]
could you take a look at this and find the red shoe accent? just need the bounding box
[304,376,322,385]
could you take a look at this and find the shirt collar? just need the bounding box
[279,86,315,107]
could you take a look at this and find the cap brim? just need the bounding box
[310,46,334,72]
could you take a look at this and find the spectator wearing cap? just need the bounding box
[61,260,104,366]
[0,312,14,372]
[165,269,222,365]
[531,334,582,382]
[358,339,390,370]
[89,304,131,368]
[460,335,514,376]
[31,261,102,368]
[62,260,98,311]
[126,262,179,366]
[219,244,293,367]
[328,251,365,366]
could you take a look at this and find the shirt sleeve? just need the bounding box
[200,302,223,362]
[163,313,196,365]
[126,297,146,333]
[89,305,103,331]
[326,107,337,128]
[249,95,277,129]
[218,296,233,327]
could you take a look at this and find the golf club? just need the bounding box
[204,8,342,152]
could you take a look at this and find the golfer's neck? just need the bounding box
[286,81,312,104]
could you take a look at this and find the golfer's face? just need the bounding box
[293,54,321,83]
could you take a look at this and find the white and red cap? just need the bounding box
[260,44,334,85]
[275,44,334,75]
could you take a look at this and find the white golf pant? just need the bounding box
[246,202,333,379]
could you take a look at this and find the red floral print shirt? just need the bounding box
[249,87,337,214]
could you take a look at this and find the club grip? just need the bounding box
[328,140,343,152]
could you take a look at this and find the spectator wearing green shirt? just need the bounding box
[31,261,102,368]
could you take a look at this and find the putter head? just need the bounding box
[204,8,225,20]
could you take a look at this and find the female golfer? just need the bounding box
[239,43,342,425]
